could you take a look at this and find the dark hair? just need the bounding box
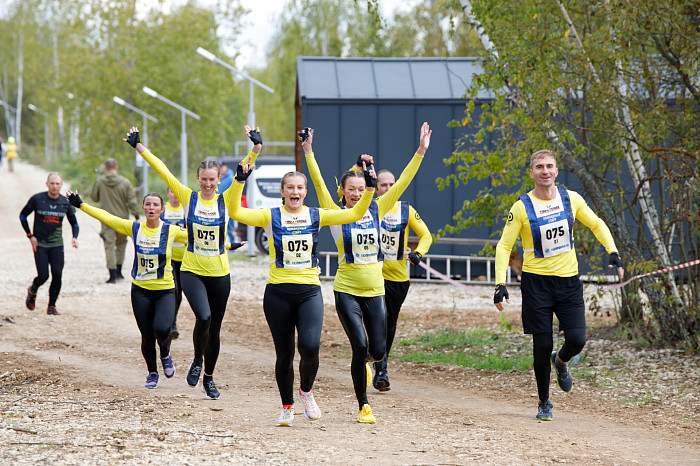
[142,192,164,207]
[338,170,364,206]
[197,160,220,176]
[104,158,118,170]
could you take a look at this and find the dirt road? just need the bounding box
[1,161,698,464]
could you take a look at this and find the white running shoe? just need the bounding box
[297,388,321,421]
[276,405,294,427]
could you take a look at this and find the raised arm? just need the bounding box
[319,186,374,227]
[67,190,133,237]
[124,127,192,204]
[302,129,339,210]
[376,122,431,217]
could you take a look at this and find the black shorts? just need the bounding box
[520,271,585,334]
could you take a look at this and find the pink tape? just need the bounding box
[417,262,475,291]
[595,259,700,290]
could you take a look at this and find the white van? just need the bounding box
[241,163,295,254]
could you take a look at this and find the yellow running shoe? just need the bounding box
[365,363,372,388]
[357,404,376,423]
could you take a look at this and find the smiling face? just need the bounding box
[46,174,63,199]
[341,175,366,208]
[280,174,307,213]
[142,195,164,223]
[197,167,221,199]
[529,154,558,189]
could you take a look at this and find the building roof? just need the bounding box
[296,56,491,102]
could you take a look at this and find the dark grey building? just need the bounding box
[295,56,499,277]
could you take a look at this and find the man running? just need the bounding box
[20,172,79,315]
[493,150,624,421]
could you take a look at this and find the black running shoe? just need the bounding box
[551,351,573,392]
[201,379,220,399]
[536,399,553,421]
[47,305,60,316]
[373,370,390,391]
[187,362,202,387]
[25,287,37,311]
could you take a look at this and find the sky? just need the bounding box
[139,0,421,68]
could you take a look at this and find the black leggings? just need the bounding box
[32,246,64,307]
[375,280,410,372]
[263,283,324,406]
[532,328,587,402]
[131,285,176,373]
[171,260,183,331]
[180,271,231,376]
[334,291,387,409]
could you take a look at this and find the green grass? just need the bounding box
[396,328,532,372]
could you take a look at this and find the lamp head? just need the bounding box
[113,96,126,106]
[196,47,217,62]
[143,86,158,97]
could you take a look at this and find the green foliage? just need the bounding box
[397,328,532,371]
[441,0,699,346]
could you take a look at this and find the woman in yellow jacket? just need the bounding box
[302,122,431,423]
[66,190,187,389]
[124,126,252,399]
[228,125,376,427]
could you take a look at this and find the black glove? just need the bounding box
[235,163,253,182]
[355,155,364,168]
[248,129,263,146]
[297,127,313,143]
[228,242,244,251]
[408,252,422,265]
[493,284,509,304]
[363,163,376,188]
[609,252,623,269]
[126,130,140,148]
[67,192,83,208]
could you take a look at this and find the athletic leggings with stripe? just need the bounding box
[131,285,175,374]
[263,283,324,406]
[180,271,231,376]
[334,291,387,410]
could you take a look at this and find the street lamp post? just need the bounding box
[113,96,159,194]
[28,103,50,163]
[142,86,200,185]
[196,46,275,255]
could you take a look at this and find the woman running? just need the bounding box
[161,187,186,339]
[66,190,185,389]
[228,125,377,427]
[124,126,257,399]
[302,122,431,423]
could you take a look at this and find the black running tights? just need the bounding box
[532,328,586,402]
[171,260,183,330]
[180,271,231,376]
[131,285,176,373]
[263,283,324,406]
[32,246,64,307]
[334,291,386,409]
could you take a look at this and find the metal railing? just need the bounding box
[318,251,519,286]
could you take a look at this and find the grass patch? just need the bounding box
[395,328,531,372]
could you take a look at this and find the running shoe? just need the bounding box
[201,379,220,399]
[551,351,573,392]
[357,404,376,424]
[276,405,294,427]
[373,370,390,391]
[47,306,60,316]
[160,354,175,378]
[297,388,321,421]
[536,399,553,421]
[145,372,159,389]
[25,287,37,311]
[365,363,373,388]
[187,362,202,386]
